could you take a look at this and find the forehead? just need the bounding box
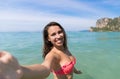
[48,25,62,33]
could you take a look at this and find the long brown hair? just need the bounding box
[42,22,68,58]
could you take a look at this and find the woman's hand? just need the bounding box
[0,51,23,79]
[74,67,82,74]
[74,70,82,74]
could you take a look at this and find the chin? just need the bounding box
[56,44,63,47]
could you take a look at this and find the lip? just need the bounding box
[56,39,63,44]
[57,40,62,43]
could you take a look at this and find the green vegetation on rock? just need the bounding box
[90,16,120,32]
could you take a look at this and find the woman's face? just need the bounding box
[47,25,64,47]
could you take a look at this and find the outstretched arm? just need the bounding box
[21,51,56,79]
[0,51,50,79]
[21,64,50,79]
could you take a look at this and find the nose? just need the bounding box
[56,34,61,38]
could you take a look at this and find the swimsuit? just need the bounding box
[52,58,76,75]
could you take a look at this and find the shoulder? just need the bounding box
[45,50,60,62]
[42,50,60,69]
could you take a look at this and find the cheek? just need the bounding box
[48,36,54,42]
[61,33,64,37]
[48,38,55,45]
[61,34,64,40]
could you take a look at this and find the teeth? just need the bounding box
[58,40,61,42]
[57,40,62,43]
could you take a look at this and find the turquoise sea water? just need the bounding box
[0,32,120,79]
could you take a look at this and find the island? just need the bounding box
[90,16,120,32]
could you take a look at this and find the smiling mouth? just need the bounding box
[56,39,64,43]
[57,40,62,43]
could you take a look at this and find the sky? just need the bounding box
[0,0,120,32]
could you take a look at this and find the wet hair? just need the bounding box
[42,22,68,58]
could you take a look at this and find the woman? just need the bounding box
[42,22,81,79]
[0,22,81,79]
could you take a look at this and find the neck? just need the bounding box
[53,46,66,52]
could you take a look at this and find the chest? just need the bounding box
[53,53,75,70]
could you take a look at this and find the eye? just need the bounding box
[58,30,63,34]
[51,33,56,36]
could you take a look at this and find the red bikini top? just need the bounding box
[52,58,76,75]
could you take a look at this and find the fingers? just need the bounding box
[74,70,82,74]
[0,51,6,57]
[0,51,13,64]
[0,51,23,79]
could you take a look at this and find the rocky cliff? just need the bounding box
[96,18,112,28]
[90,16,120,32]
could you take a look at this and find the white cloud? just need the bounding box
[0,9,96,32]
[0,0,119,32]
